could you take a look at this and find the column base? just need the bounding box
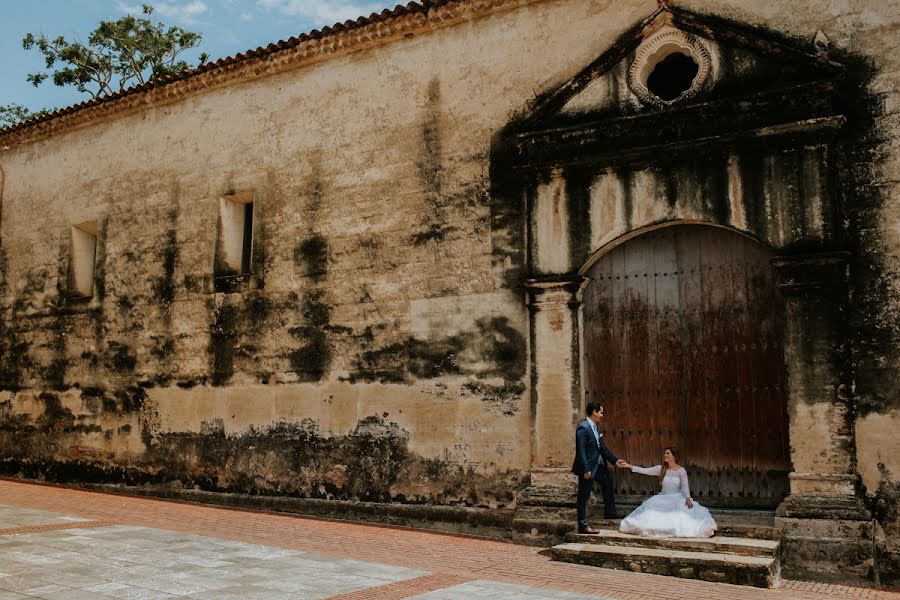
[776,492,871,520]
[513,468,577,545]
[518,467,576,511]
[776,493,875,585]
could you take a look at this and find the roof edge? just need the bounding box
[0,0,541,148]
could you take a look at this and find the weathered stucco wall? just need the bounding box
[0,0,897,581]
[0,0,657,507]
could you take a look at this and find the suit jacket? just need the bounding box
[571,418,618,477]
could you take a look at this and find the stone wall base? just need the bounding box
[875,525,900,587]
[78,482,516,539]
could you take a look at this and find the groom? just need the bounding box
[572,402,626,533]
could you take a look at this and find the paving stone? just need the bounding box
[0,575,57,592]
[0,486,892,600]
[17,583,73,596]
[410,580,610,599]
[37,590,114,600]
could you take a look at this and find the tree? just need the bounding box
[1,4,208,127]
[0,104,47,128]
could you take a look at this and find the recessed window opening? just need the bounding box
[646,52,699,101]
[68,221,98,297]
[219,192,254,276]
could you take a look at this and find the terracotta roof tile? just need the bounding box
[1,0,522,141]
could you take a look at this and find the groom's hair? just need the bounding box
[585,402,603,416]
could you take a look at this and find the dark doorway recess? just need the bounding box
[582,225,790,508]
[647,52,699,101]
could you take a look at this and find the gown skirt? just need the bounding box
[618,492,717,538]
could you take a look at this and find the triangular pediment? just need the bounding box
[521,7,844,130]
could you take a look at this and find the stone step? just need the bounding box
[564,531,780,557]
[551,542,780,588]
[715,523,781,540]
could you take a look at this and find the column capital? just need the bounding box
[770,251,851,295]
[525,275,589,309]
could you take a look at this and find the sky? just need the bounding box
[1,0,394,113]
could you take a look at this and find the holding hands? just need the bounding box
[616,459,630,469]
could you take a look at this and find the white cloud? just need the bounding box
[115,1,144,14]
[153,1,210,24]
[240,12,255,21]
[117,1,210,25]
[256,0,384,26]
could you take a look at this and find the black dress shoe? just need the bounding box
[604,513,625,519]
[577,527,600,534]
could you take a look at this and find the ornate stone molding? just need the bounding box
[0,0,543,148]
[627,27,712,108]
[788,472,857,496]
[525,276,589,310]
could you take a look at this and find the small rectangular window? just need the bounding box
[67,221,98,298]
[219,192,254,276]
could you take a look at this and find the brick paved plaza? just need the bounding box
[0,479,895,600]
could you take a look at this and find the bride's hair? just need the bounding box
[660,446,681,485]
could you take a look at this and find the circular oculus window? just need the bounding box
[628,29,711,108]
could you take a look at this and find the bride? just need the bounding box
[618,447,717,538]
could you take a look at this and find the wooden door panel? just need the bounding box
[582,225,790,507]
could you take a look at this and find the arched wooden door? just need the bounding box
[582,225,790,508]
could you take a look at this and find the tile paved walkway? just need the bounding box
[0,479,896,600]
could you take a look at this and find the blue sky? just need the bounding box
[1,0,393,112]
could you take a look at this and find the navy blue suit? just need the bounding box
[572,418,618,529]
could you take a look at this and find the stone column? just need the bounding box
[513,276,588,541]
[772,252,874,584]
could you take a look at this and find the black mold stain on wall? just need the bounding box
[837,58,900,421]
[294,234,328,280]
[412,78,456,245]
[250,201,268,291]
[287,200,332,381]
[43,313,69,392]
[0,415,525,507]
[833,54,900,582]
[36,392,75,431]
[103,341,137,374]
[461,380,526,417]
[288,290,332,381]
[208,299,239,386]
[412,224,460,246]
[418,79,443,213]
[153,214,179,304]
[94,217,108,303]
[489,134,527,290]
[565,166,593,269]
[0,249,30,390]
[151,417,410,499]
[348,317,526,392]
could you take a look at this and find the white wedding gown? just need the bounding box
[618,465,717,538]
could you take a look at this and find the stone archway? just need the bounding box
[581,224,790,508]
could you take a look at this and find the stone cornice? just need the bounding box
[0,0,542,149]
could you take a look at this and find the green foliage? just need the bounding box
[21,4,209,99]
[0,103,49,128]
